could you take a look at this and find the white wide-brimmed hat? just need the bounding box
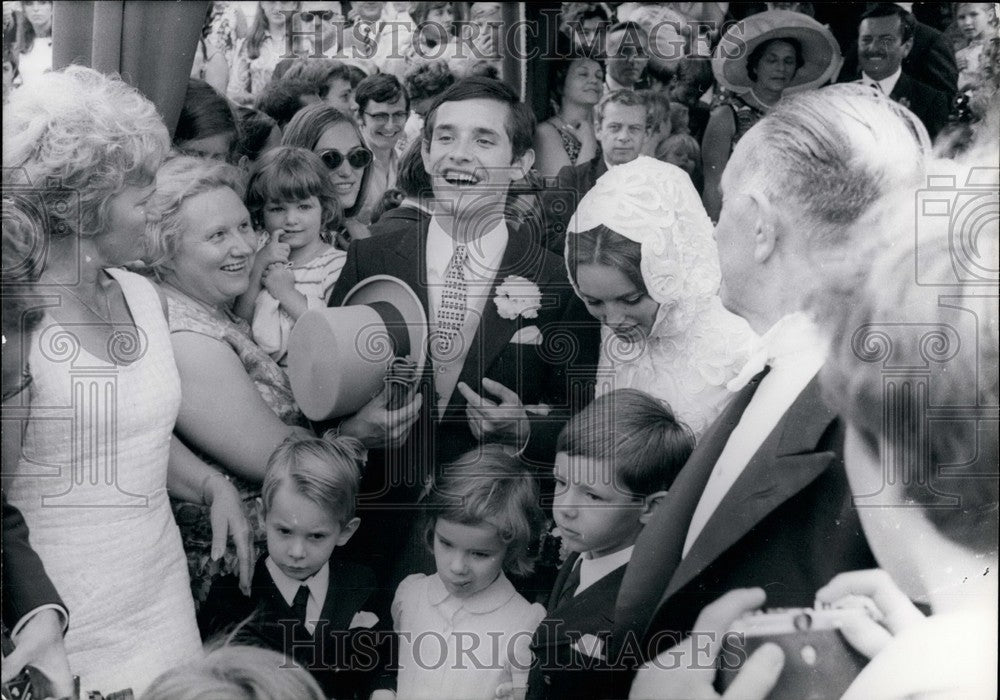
[713,10,842,95]
[287,275,428,421]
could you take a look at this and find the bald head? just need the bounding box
[714,84,929,331]
[724,84,929,246]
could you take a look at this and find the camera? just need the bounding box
[717,606,873,700]
[914,168,999,287]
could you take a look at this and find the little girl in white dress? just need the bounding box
[236,146,347,365]
[392,447,546,700]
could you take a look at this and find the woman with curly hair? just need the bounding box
[2,66,252,694]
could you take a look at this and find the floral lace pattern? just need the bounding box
[567,156,757,438]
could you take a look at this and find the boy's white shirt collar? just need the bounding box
[265,556,329,632]
[576,545,635,595]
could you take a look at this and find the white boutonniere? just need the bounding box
[572,633,606,660]
[349,611,380,629]
[494,275,542,320]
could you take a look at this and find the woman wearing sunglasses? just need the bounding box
[283,102,374,248]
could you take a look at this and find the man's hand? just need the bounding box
[205,473,254,596]
[1,609,74,697]
[340,388,423,449]
[815,569,925,659]
[629,588,784,700]
[457,378,529,447]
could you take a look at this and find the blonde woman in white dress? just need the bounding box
[2,66,251,694]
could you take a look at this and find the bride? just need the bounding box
[565,156,756,438]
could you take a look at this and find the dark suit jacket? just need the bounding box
[2,495,66,632]
[611,374,876,675]
[368,203,425,240]
[889,72,951,139]
[328,216,600,585]
[226,555,393,699]
[527,553,628,700]
[541,155,609,256]
[330,215,599,477]
[838,18,958,98]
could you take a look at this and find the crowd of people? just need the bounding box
[1,2,998,699]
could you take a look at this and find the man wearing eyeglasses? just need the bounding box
[355,73,408,223]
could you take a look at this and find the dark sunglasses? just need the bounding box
[318,147,373,170]
[300,10,338,22]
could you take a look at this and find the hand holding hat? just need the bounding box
[288,275,429,442]
[339,387,423,450]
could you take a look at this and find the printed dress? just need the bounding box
[167,293,307,606]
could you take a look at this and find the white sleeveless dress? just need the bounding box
[5,269,203,694]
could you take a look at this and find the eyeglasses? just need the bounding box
[300,10,340,22]
[363,111,409,126]
[318,146,373,170]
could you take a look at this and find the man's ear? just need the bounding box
[420,138,432,173]
[748,191,778,264]
[511,147,535,179]
[901,36,914,60]
[337,516,362,546]
[639,490,669,525]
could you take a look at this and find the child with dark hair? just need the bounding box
[254,76,321,128]
[234,106,281,166]
[236,146,346,365]
[526,389,694,700]
[392,445,547,699]
[174,78,241,162]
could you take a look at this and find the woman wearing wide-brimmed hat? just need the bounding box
[702,10,842,219]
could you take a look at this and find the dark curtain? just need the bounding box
[52,0,209,139]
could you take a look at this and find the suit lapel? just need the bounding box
[449,229,545,409]
[663,377,838,600]
[547,552,581,611]
[616,372,767,647]
[318,560,371,631]
[388,218,431,314]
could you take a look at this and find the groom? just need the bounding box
[329,77,599,579]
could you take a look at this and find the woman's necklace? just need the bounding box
[551,114,582,133]
[55,278,115,324]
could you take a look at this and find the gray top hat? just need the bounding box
[287,275,428,421]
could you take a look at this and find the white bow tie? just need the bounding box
[726,313,826,392]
